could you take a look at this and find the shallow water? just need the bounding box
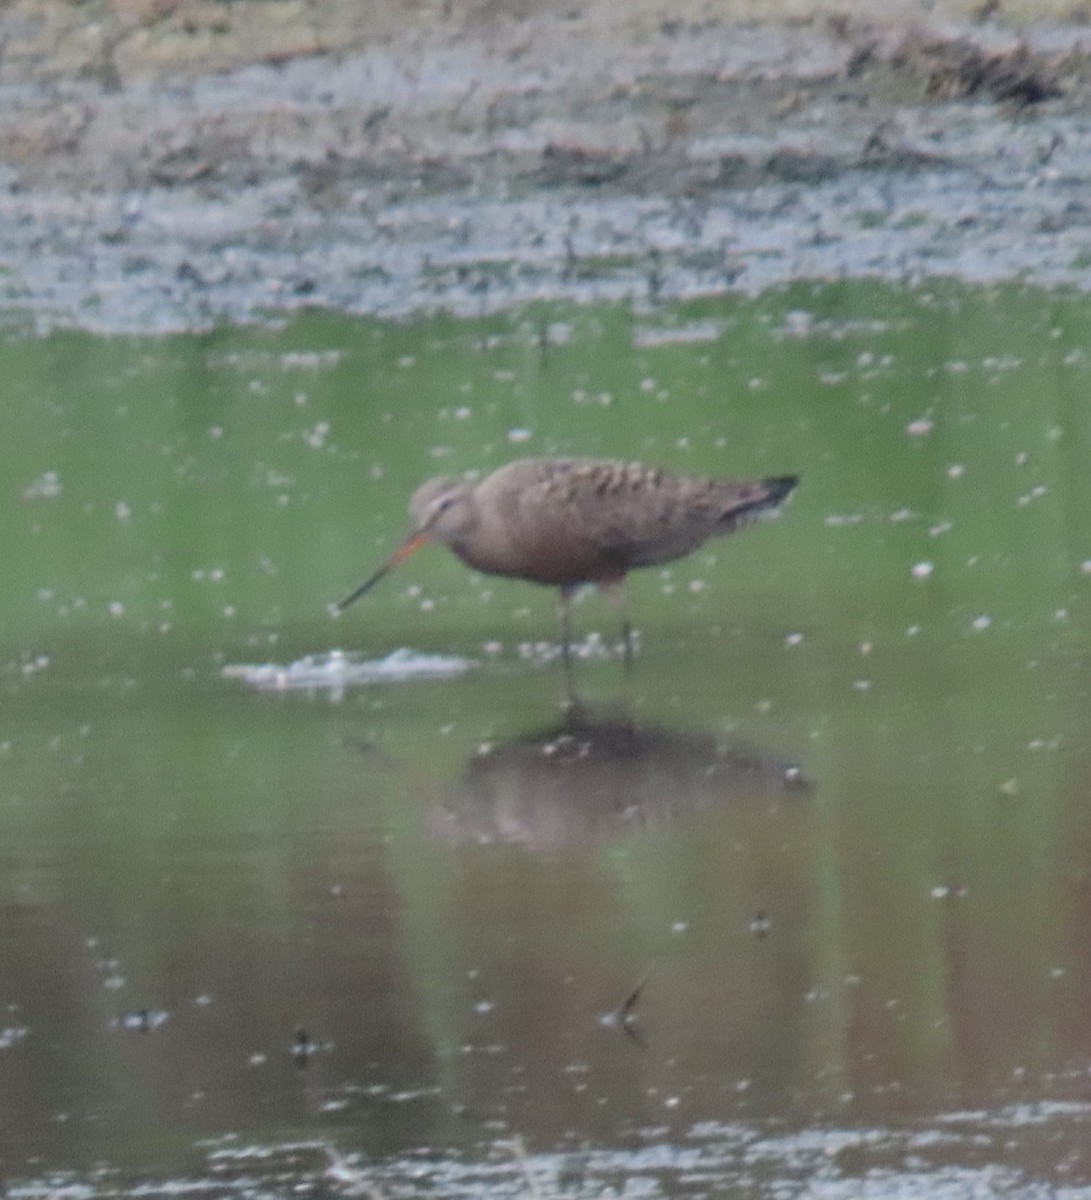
[4,282,1091,1195]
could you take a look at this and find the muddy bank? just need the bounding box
[2,1,1091,332]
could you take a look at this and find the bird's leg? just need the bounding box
[558,585,578,710]
[558,585,576,662]
[598,578,633,665]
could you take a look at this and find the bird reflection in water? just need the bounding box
[427,705,810,852]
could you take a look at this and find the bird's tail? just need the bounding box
[759,475,799,509]
[720,475,799,529]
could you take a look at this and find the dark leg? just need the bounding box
[558,585,576,662]
[599,580,634,666]
[558,585,578,708]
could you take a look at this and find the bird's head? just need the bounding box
[408,476,476,544]
[335,475,477,612]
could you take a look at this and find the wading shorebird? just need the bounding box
[336,457,798,658]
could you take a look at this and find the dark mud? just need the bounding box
[3,2,1091,332]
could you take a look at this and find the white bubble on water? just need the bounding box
[0,1026,29,1050]
[305,421,330,449]
[22,470,61,500]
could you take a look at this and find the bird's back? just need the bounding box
[457,458,794,586]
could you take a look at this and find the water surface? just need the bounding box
[4,282,1091,1195]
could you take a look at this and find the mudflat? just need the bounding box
[1,0,1089,331]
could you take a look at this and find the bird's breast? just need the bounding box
[448,517,619,587]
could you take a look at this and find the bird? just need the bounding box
[336,457,798,659]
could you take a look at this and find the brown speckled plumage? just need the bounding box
[338,457,798,652]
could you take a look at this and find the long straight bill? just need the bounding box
[336,531,429,611]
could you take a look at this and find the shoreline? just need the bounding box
[2,3,1091,333]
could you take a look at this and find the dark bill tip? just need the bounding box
[336,531,429,612]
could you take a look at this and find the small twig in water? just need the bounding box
[617,968,651,1047]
